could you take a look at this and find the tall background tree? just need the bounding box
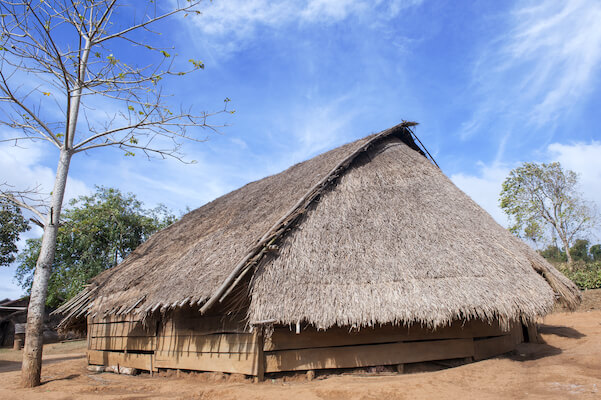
[500,162,597,264]
[0,0,230,387]
[0,197,30,266]
[15,187,175,306]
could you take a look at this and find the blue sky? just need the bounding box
[2,0,601,299]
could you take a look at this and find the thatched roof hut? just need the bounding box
[56,122,580,377]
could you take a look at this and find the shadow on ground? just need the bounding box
[0,354,84,373]
[43,374,79,385]
[538,324,586,339]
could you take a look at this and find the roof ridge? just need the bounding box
[199,122,421,314]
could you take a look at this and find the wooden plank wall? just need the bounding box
[88,315,156,352]
[263,320,524,373]
[153,309,258,374]
[87,309,259,375]
[87,311,526,375]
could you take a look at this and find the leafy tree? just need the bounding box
[500,162,597,264]
[539,244,566,263]
[0,0,231,387]
[15,187,174,307]
[0,198,30,266]
[591,244,601,262]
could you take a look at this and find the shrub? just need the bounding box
[558,262,601,290]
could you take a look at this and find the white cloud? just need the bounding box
[0,139,90,207]
[450,141,601,238]
[188,0,423,55]
[0,137,91,300]
[286,96,359,162]
[547,141,601,219]
[463,0,601,139]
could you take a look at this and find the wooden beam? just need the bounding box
[264,320,515,351]
[473,335,516,361]
[88,350,153,371]
[154,350,258,375]
[89,321,152,337]
[264,338,475,373]
[89,336,155,352]
[160,313,248,337]
[526,323,539,343]
[255,330,265,382]
[156,333,257,354]
[89,315,143,324]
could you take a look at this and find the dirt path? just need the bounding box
[0,353,85,373]
[1,309,599,399]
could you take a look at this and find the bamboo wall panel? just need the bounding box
[89,321,153,338]
[265,320,516,351]
[160,312,248,337]
[89,336,155,351]
[265,338,475,372]
[89,315,144,324]
[88,315,156,352]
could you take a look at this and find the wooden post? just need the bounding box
[396,364,404,374]
[14,335,23,350]
[526,323,539,344]
[255,329,265,382]
[14,324,26,350]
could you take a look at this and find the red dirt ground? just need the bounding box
[1,290,600,400]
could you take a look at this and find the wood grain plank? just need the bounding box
[473,334,517,361]
[89,321,152,337]
[88,350,153,371]
[157,333,256,354]
[265,320,514,351]
[89,336,155,351]
[265,338,475,372]
[154,350,258,375]
[160,313,248,337]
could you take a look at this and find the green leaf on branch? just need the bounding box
[189,59,204,69]
[107,54,118,65]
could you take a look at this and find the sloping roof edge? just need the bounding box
[198,122,425,315]
[54,122,424,328]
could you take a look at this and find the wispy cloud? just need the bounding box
[0,135,90,205]
[188,0,423,55]
[463,0,601,141]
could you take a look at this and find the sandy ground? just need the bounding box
[1,291,600,400]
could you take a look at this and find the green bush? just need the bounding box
[558,262,601,290]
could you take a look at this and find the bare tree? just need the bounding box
[0,0,229,387]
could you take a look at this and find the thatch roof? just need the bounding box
[56,123,580,330]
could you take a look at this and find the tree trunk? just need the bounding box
[21,149,72,388]
[561,237,573,265]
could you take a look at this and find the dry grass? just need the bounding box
[248,138,579,329]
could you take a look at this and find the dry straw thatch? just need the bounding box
[56,123,580,331]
